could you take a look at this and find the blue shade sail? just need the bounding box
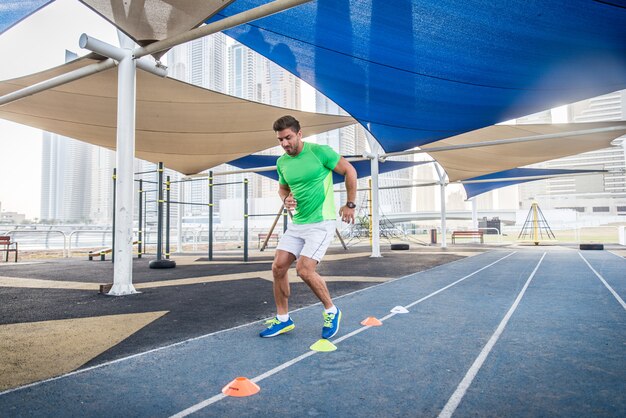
[212,0,626,152]
[462,168,607,199]
[0,1,53,34]
[228,155,426,184]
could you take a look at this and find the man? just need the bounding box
[260,115,357,339]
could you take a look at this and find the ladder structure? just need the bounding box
[518,202,556,245]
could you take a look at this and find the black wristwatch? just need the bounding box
[345,201,356,209]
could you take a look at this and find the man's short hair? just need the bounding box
[273,115,301,133]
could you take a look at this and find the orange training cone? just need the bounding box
[361,317,383,326]
[222,377,260,397]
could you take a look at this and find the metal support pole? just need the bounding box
[79,34,167,77]
[209,171,214,261]
[138,179,143,258]
[370,156,382,257]
[149,163,175,269]
[112,168,116,263]
[471,198,478,230]
[532,203,539,245]
[368,178,373,245]
[243,178,249,262]
[366,130,382,257]
[177,180,183,253]
[143,190,147,256]
[435,164,448,248]
[156,162,164,261]
[261,205,285,252]
[166,175,171,259]
[335,229,348,250]
[283,207,288,232]
[109,51,138,296]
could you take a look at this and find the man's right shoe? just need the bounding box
[259,317,295,338]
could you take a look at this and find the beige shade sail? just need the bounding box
[79,0,234,58]
[421,123,626,182]
[0,57,355,175]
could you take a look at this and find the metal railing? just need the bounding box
[67,230,113,257]
[4,230,69,257]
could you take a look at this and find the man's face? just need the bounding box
[276,127,303,156]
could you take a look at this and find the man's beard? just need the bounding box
[283,144,299,156]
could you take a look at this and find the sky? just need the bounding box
[0,0,117,219]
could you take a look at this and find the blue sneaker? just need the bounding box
[321,308,342,339]
[260,317,295,338]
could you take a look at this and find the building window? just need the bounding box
[617,206,626,212]
[592,206,610,213]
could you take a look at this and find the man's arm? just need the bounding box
[279,183,296,211]
[333,157,357,223]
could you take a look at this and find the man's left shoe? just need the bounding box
[260,317,295,338]
[322,308,342,339]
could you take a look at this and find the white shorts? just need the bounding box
[277,220,336,262]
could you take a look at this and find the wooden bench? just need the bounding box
[89,247,112,261]
[451,230,484,244]
[89,241,138,260]
[258,233,279,249]
[0,235,18,262]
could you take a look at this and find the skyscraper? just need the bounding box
[40,132,92,222]
[89,146,115,223]
[169,33,227,93]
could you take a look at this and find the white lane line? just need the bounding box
[579,252,626,311]
[170,251,517,417]
[607,251,626,260]
[438,252,546,418]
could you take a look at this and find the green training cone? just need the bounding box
[310,339,337,352]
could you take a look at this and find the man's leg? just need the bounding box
[298,255,341,338]
[272,249,296,315]
[297,220,342,338]
[295,255,333,309]
[260,249,297,338]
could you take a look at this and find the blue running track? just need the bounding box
[0,249,624,417]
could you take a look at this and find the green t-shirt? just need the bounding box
[277,142,341,224]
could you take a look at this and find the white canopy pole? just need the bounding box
[471,198,478,229]
[434,164,448,248]
[79,35,167,77]
[108,48,138,296]
[78,33,139,295]
[365,130,382,257]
